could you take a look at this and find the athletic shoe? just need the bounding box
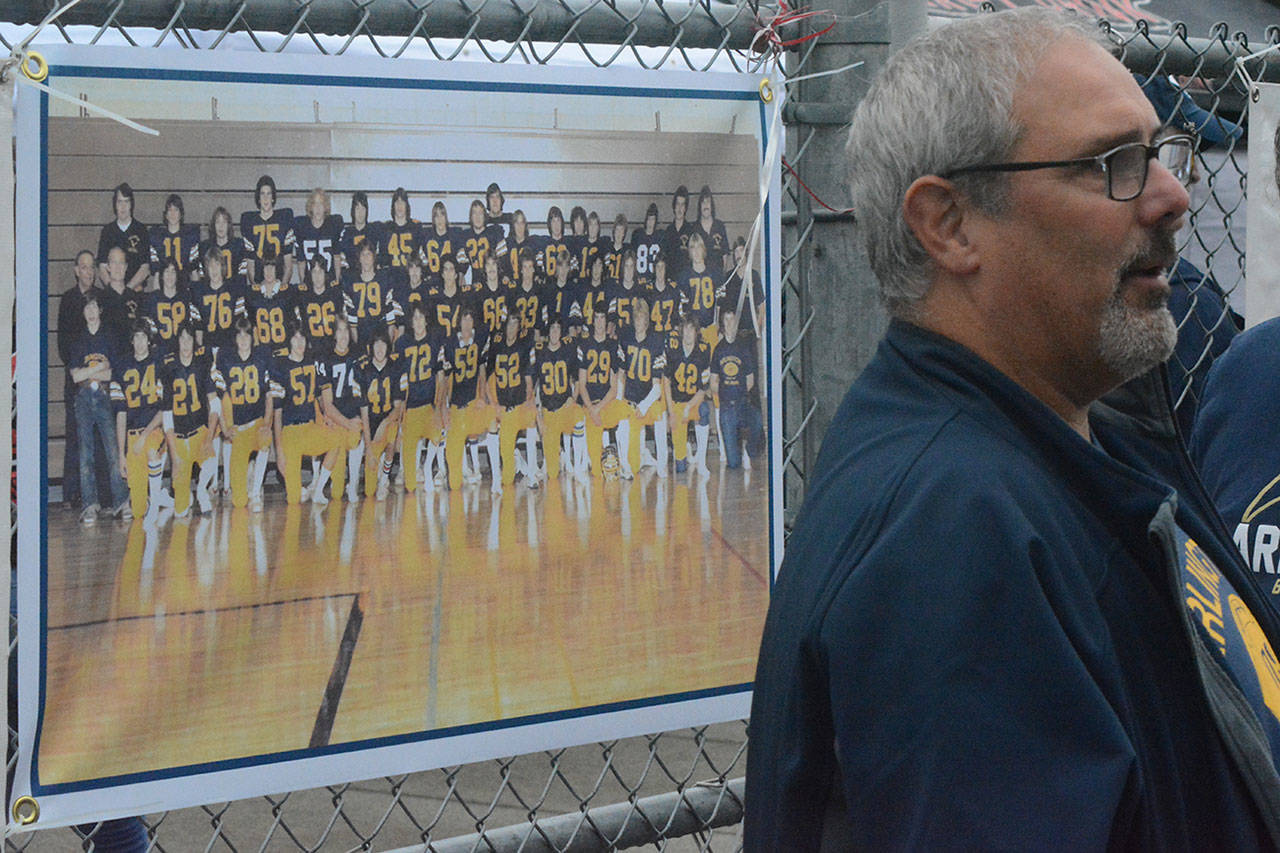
[375,481,388,501]
[249,494,264,513]
[675,460,688,474]
[80,503,99,525]
[114,500,133,521]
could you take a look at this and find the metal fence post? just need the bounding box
[787,0,925,484]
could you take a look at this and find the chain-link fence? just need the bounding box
[0,2,1269,850]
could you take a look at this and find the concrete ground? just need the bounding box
[5,723,747,852]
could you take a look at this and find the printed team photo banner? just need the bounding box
[11,45,782,829]
[1247,83,1280,327]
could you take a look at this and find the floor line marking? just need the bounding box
[49,591,362,632]
[310,594,365,749]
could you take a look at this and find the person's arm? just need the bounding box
[126,261,150,293]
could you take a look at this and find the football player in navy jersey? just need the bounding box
[577,306,630,479]
[244,254,297,355]
[545,247,586,342]
[242,174,296,287]
[722,236,765,344]
[512,255,543,342]
[193,248,246,498]
[502,209,539,287]
[394,255,432,342]
[422,200,461,283]
[149,193,200,290]
[677,232,722,350]
[477,255,509,339]
[343,241,402,351]
[576,212,604,285]
[538,206,573,283]
[607,251,642,336]
[428,255,472,339]
[489,310,538,488]
[663,313,711,475]
[440,308,498,491]
[461,199,504,283]
[604,214,629,282]
[294,187,344,279]
[382,187,423,271]
[566,207,589,281]
[163,322,218,517]
[710,305,764,471]
[484,182,513,238]
[96,182,150,292]
[693,185,731,275]
[272,322,341,504]
[582,255,610,333]
[319,317,366,502]
[298,255,343,356]
[631,202,664,289]
[111,319,171,520]
[535,315,583,480]
[142,260,200,359]
[338,191,381,275]
[663,185,695,273]
[648,257,681,351]
[615,296,668,478]
[358,328,403,500]
[395,303,448,493]
[211,318,276,509]
[198,206,247,286]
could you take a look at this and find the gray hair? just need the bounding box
[847,9,1111,319]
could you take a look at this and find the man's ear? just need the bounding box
[901,176,980,276]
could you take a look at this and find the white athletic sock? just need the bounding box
[196,457,216,511]
[616,420,632,477]
[485,431,502,492]
[573,422,588,473]
[211,436,223,490]
[221,439,232,488]
[694,423,710,474]
[347,442,364,501]
[524,429,538,477]
[311,464,333,504]
[147,457,172,513]
[251,449,270,498]
[655,414,669,476]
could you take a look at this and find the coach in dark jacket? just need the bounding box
[746,9,1280,850]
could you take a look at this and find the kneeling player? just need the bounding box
[489,311,537,488]
[395,303,447,493]
[536,316,582,480]
[442,308,499,490]
[164,322,218,517]
[616,296,668,478]
[111,320,170,519]
[272,323,341,504]
[212,318,276,509]
[319,316,366,501]
[663,313,711,475]
[577,307,631,478]
[359,328,403,500]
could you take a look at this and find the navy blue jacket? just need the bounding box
[1191,317,1280,619]
[747,320,1280,850]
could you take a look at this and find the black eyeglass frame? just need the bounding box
[940,133,1197,202]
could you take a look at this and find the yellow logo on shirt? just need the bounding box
[1229,594,1280,723]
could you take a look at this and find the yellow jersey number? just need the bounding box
[121,364,161,410]
[674,362,700,397]
[306,301,336,339]
[252,223,281,260]
[367,374,394,416]
[466,237,490,270]
[156,301,187,341]
[386,232,414,268]
[289,364,316,407]
[255,306,287,347]
[228,364,261,407]
[585,348,612,385]
[454,343,479,382]
[494,352,522,390]
[541,359,569,397]
[689,275,715,312]
[171,374,202,417]
[354,279,383,319]
[626,345,652,384]
[203,291,234,333]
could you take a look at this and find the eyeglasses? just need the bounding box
[941,134,1196,202]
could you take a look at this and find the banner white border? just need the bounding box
[12,44,783,829]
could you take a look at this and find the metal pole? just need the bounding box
[0,0,761,50]
[789,0,925,481]
[393,778,744,853]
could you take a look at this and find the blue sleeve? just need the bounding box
[749,462,1134,850]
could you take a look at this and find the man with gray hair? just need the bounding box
[747,8,1280,849]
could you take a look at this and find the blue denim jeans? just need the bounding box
[718,398,764,469]
[74,384,126,508]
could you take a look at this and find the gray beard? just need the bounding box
[1095,284,1177,383]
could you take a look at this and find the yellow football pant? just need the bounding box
[125,428,165,518]
[228,417,271,508]
[584,399,631,478]
[541,402,583,479]
[364,419,401,498]
[281,421,339,504]
[170,426,212,515]
[622,400,665,474]
[498,403,537,485]
[445,402,497,489]
[669,401,699,462]
[327,424,363,499]
[401,404,440,493]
